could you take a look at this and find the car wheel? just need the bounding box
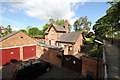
[46,67,51,72]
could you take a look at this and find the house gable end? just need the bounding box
[1,31,38,48]
[47,25,57,33]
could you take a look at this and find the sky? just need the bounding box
[0,0,111,31]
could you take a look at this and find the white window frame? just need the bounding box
[51,40,55,45]
[51,30,54,35]
[62,43,65,48]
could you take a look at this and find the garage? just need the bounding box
[0,48,20,65]
[23,46,36,59]
[0,31,39,66]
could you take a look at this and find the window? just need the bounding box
[51,40,55,45]
[51,30,54,35]
[57,43,59,47]
[62,44,64,48]
[68,46,73,51]
[20,37,23,38]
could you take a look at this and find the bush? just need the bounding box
[29,35,44,38]
[85,38,93,43]
[88,43,103,58]
[88,48,98,57]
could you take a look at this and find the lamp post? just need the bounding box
[94,40,103,79]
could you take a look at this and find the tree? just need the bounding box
[73,16,92,35]
[49,18,55,24]
[42,24,50,33]
[19,29,27,34]
[7,25,12,33]
[2,25,12,37]
[28,27,40,36]
[93,1,120,38]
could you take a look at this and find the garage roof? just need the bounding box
[0,31,18,42]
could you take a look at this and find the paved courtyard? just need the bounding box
[0,62,81,80]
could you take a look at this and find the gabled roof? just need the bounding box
[0,31,18,42]
[56,32,82,44]
[0,31,39,48]
[0,26,7,30]
[53,24,66,32]
[45,24,66,34]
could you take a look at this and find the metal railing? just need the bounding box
[103,40,108,80]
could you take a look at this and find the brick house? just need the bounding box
[56,32,84,55]
[0,31,41,66]
[0,26,7,35]
[45,20,84,55]
[45,20,68,46]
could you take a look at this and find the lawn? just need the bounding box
[85,38,93,43]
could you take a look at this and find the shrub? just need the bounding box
[88,43,103,58]
[88,48,98,57]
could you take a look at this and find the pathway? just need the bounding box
[105,41,120,80]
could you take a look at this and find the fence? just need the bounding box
[103,40,108,80]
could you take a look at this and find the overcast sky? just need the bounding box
[0,0,111,31]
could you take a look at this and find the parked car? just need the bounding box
[14,61,51,80]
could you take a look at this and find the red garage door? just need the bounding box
[0,48,20,66]
[23,46,36,60]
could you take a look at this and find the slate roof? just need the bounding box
[45,24,66,33]
[53,24,66,32]
[56,32,82,43]
[44,28,49,34]
[0,31,18,42]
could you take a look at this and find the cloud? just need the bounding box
[1,0,27,2]
[12,27,21,31]
[10,0,88,20]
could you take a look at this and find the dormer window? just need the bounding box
[51,30,54,35]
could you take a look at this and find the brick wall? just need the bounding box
[1,31,38,48]
[37,46,63,67]
[73,34,84,53]
[45,27,58,46]
[82,56,103,79]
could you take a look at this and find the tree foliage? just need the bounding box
[73,16,92,34]
[1,25,12,37]
[19,29,27,34]
[42,24,50,33]
[93,1,120,38]
[28,27,40,35]
[7,25,12,33]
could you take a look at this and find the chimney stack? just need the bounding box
[65,19,68,33]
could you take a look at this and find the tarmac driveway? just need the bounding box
[35,65,81,79]
[1,62,81,80]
